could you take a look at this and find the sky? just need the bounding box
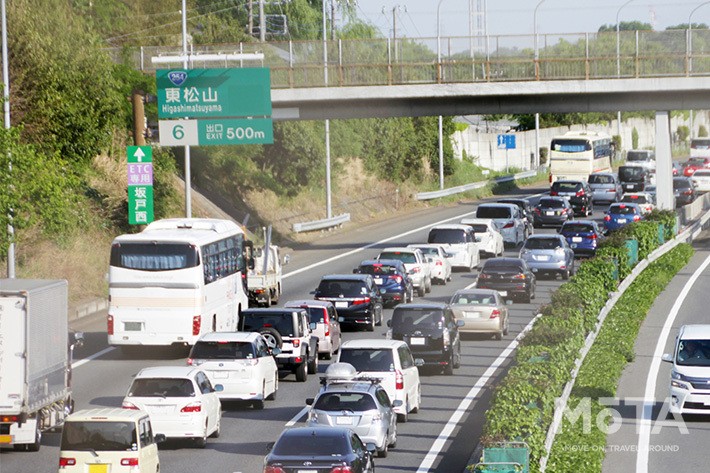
[351,1,710,39]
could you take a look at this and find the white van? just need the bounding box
[690,138,710,159]
[58,408,163,473]
[662,324,710,415]
[426,224,479,272]
[475,203,526,247]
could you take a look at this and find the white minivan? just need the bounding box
[475,203,526,247]
[426,224,480,272]
[58,408,164,473]
[662,324,710,415]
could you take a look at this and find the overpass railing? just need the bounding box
[116,29,710,87]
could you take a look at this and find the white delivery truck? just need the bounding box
[247,244,286,307]
[0,279,82,451]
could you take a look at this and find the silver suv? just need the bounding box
[306,363,399,458]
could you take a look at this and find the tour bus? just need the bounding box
[107,218,253,350]
[549,131,613,183]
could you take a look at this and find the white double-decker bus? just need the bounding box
[107,218,253,350]
[549,131,613,183]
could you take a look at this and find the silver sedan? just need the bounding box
[449,288,510,340]
[519,234,575,280]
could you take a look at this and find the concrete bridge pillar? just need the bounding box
[655,111,674,211]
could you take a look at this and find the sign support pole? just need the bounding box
[181,0,192,218]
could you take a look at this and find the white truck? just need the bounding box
[247,244,287,307]
[0,279,83,451]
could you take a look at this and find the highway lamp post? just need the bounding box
[533,0,545,170]
[1,0,13,278]
[181,0,192,218]
[323,0,332,219]
[437,0,446,190]
[687,2,710,138]
[615,0,634,144]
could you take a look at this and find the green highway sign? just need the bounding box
[127,145,152,163]
[128,185,154,225]
[159,118,273,146]
[156,68,272,119]
[126,145,154,225]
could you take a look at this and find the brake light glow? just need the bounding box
[550,190,558,196]
[395,370,404,390]
[390,275,403,283]
[187,358,194,365]
[107,315,114,335]
[512,274,526,280]
[436,260,443,266]
[122,401,139,410]
[331,467,354,473]
[264,466,286,473]
[181,402,202,413]
[352,297,371,305]
[604,215,611,221]
[323,308,330,336]
[478,273,491,279]
[0,415,19,422]
[410,267,421,273]
[490,309,501,319]
[192,315,201,336]
[576,189,584,197]
[589,233,597,239]
[502,222,514,228]
[120,458,139,466]
[633,215,641,221]
[59,458,76,467]
[292,339,301,347]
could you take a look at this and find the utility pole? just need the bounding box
[331,1,336,40]
[248,0,253,37]
[259,0,265,42]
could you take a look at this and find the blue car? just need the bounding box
[354,259,414,307]
[604,203,643,231]
[559,220,605,257]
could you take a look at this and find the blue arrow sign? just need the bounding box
[497,134,516,150]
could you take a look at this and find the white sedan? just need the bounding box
[620,192,655,215]
[460,218,505,257]
[691,168,710,193]
[407,243,452,284]
[122,366,222,447]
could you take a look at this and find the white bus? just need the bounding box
[107,218,253,350]
[549,131,613,183]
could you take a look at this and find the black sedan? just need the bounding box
[264,427,376,473]
[354,259,414,307]
[532,196,574,228]
[476,257,536,303]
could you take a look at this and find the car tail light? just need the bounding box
[192,315,201,336]
[390,274,403,283]
[264,466,286,473]
[478,273,490,279]
[502,221,514,228]
[181,402,202,413]
[443,328,451,349]
[436,260,443,266]
[549,174,553,183]
[352,297,371,305]
[122,401,139,410]
[534,208,541,214]
[550,190,558,196]
[683,189,693,195]
[59,458,76,467]
[395,370,404,390]
[589,233,597,239]
[107,314,114,335]
[292,339,301,347]
[512,274,526,280]
[604,215,611,221]
[0,415,19,423]
[410,267,421,273]
[490,309,501,319]
[331,467,354,473]
[120,458,139,466]
[187,358,194,365]
[576,189,584,197]
[633,215,641,221]
[323,308,330,336]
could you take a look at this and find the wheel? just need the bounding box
[378,440,389,458]
[376,308,383,326]
[425,278,432,293]
[531,285,536,300]
[271,285,280,305]
[397,404,409,423]
[494,330,503,341]
[295,362,308,382]
[388,425,398,448]
[193,429,207,448]
[561,269,570,280]
[323,349,332,360]
[253,382,265,409]
[266,375,278,400]
[22,424,41,452]
[210,417,221,438]
[503,317,509,336]
[443,355,454,375]
[453,345,461,369]
[259,327,283,350]
[417,285,425,297]
[521,290,532,304]
[307,351,318,374]
[262,290,272,307]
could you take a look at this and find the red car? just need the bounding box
[682,157,710,176]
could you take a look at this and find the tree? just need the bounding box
[598,21,653,33]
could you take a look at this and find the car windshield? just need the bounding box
[538,198,563,208]
[465,224,489,233]
[412,246,440,256]
[484,261,524,273]
[553,182,581,192]
[61,421,137,451]
[609,205,638,215]
[314,393,378,412]
[588,174,614,184]
[621,195,649,204]
[339,348,395,372]
[450,293,496,305]
[676,339,710,366]
[391,308,444,332]
[128,378,195,397]
[317,280,369,297]
[674,179,692,189]
[691,139,710,149]
[619,167,645,181]
[242,313,295,337]
[523,238,562,250]
[626,151,651,161]
[428,229,466,244]
[687,157,708,166]
[562,223,595,233]
[378,251,417,264]
[358,263,399,276]
[476,206,512,219]
[273,433,348,456]
[301,307,327,324]
[190,341,255,360]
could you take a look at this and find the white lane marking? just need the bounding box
[72,346,116,369]
[285,405,310,427]
[636,253,710,473]
[416,314,541,473]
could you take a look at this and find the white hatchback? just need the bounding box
[426,224,480,271]
[460,218,505,258]
[336,339,423,422]
[122,366,222,447]
[691,168,710,193]
[187,332,278,408]
[407,244,452,284]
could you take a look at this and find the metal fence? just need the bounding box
[109,29,710,88]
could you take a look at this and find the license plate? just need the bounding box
[626,184,634,189]
[533,255,549,261]
[409,337,426,345]
[147,404,174,414]
[374,277,383,285]
[335,301,348,308]
[572,237,582,242]
[0,434,12,444]
[124,322,142,331]
[211,371,229,379]
[464,311,481,318]
[89,465,109,473]
[297,470,318,473]
[335,416,353,425]
[498,291,507,297]
[545,211,555,216]
[617,218,626,223]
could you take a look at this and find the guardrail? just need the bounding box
[415,170,540,201]
[292,213,350,233]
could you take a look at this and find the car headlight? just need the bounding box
[671,370,690,390]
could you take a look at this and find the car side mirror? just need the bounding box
[414,358,425,367]
[266,442,275,452]
[506,300,513,305]
[386,320,392,327]
[283,254,290,265]
[353,269,359,274]
[271,347,282,356]
[310,290,316,295]
[309,322,317,331]
[73,331,85,348]
[392,400,403,408]
[214,384,224,392]
[380,288,386,295]
[662,353,673,363]
[306,398,314,405]
[365,442,377,454]
[155,433,167,444]
[456,320,465,327]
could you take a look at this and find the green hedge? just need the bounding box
[478,217,690,473]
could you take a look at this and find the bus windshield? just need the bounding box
[110,243,199,271]
[551,139,591,152]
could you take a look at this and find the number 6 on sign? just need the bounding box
[159,120,199,146]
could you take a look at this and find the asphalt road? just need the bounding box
[603,230,710,473]
[1,186,613,473]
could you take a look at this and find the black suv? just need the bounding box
[497,198,535,237]
[550,180,593,216]
[313,274,384,331]
[239,308,319,382]
[387,302,463,375]
[618,165,651,193]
